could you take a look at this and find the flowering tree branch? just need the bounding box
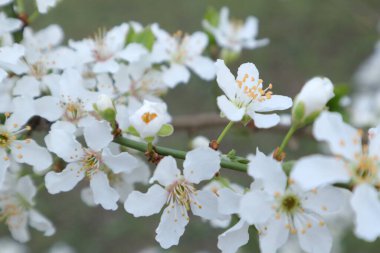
[113,136,248,172]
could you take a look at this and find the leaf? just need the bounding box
[157,124,174,137]
[126,26,156,51]
[127,126,140,137]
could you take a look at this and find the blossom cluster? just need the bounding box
[0,1,378,253]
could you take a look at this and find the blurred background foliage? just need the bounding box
[1,0,380,252]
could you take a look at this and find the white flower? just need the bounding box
[215,59,292,127]
[219,149,344,253]
[293,77,334,120]
[203,7,269,52]
[44,120,138,210]
[0,175,55,243]
[291,111,380,241]
[0,44,24,82]
[129,100,171,139]
[0,110,52,187]
[125,147,222,249]
[151,25,215,87]
[69,23,148,73]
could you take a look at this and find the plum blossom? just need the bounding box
[291,111,380,241]
[44,120,138,210]
[215,59,292,127]
[129,100,171,139]
[0,110,52,187]
[218,149,344,253]
[0,175,55,242]
[152,25,215,87]
[203,7,269,52]
[125,147,223,249]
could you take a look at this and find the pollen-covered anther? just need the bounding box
[141,112,158,124]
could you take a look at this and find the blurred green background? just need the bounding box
[3,0,380,252]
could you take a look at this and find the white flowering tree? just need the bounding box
[0,1,379,253]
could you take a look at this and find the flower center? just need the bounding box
[353,155,378,183]
[141,112,158,124]
[80,149,102,177]
[167,178,197,211]
[62,102,85,122]
[280,194,301,214]
[93,28,113,62]
[236,73,273,103]
[29,61,46,80]
[0,131,11,148]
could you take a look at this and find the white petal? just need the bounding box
[237,63,259,83]
[11,139,52,173]
[0,149,10,187]
[258,216,289,253]
[44,129,84,162]
[83,120,113,151]
[313,111,361,160]
[184,32,208,55]
[13,76,41,97]
[186,56,215,81]
[118,43,148,62]
[215,59,237,100]
[218,188,242,215]
[6,96,35,129]
[239,190,274,225]
[45,163,84,194]
[217,220,249,253]
[351,184,380,241]
[368,125,380,157]
[294,213,332,253]
[89,171,119,210]
[302,186,346,215]
[124,184,167,217]
[16,176,36,204]
[34,96,63,122]
[183,147,220,184]
[217,95,245,122]
[81,187,96,207]
[248,149,287,195]
[162,64,190,88]
[93,59,119,73]
[28,209,55,236]
[251,95,293,112]
[249,112,280,129]
[149,156,180,186]
[8,213,30,243]
[291,155,350,190]
[102,148,138,174]
[155,204,189,249]
[191,189,222,220]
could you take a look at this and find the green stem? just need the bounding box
[277,125,297,155]
[113,136,247,172]
[16,0,25,13]
[216,121,234,144]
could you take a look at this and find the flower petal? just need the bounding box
[0,149,10,187]
[313,111,362,160]
[218,188,242,215]
[251,95,292,112]
[191,189,223,220]
[239,190,274,225]
[45,163,84,194]
[248,112,280,129]
[124,184,167,217]
[28,209,55,236]
[162,63,190,88]
[15,176,36,204]
[34,96,63,122]
[155,204,189,249]
[302,186,346,215]
[248,149,287,195]
[183,147,220,184]
[217,95,245,122]
[149,156,180,186]
[11,140,52,173]
[258,215,289,253]
[217,220,249,253]
[215,59,236,100]
[186,56,215,81]
[291,155,350,190]
[351,184,380,241]
[89,171,119,210]
[102,148,138,174]
[8,213,29,243]
[294,213,332,253]
[83,120,113,151]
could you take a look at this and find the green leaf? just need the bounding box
[282,160,296,175]
[126,26,156,51]
[144,136,155,143]
[241,115,251,126]
[127,126,140,137]
[204,7,219,27]
[157,124,174,137]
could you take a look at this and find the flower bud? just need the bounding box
[190,136,210,149]
[94,94,116,122]
[292,77,334,125]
